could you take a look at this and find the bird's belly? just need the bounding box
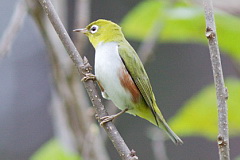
[95,42,133,111]
[96,63,133,111]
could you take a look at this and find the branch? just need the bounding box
[0,0,27,58]
[26,1,109,159]
[203,1,230,160]
[37,0,138,159]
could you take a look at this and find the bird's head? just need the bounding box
[73,19,124,48]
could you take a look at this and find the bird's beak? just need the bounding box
[73,28,88,34]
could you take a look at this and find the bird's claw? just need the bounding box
[81,73,96,82]
[80,56,95,81]
[99,108,128,126]
[100,115,116,125]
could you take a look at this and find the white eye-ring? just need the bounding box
[90,25,99,34]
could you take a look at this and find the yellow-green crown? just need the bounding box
[84,19,125,48]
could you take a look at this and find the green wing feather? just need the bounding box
[118,40,160,125]
[118,40,183,145]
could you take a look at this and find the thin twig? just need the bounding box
[203,1,230,160]
[0,0,27,58]
[37,0,138,159]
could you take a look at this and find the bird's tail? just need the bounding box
[133,102,183,145]
[160,119,183,145]
[154,104,183,145]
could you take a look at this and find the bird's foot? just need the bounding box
[100,115,116,125]
[80,56,95,81]
[100,108,128,125]
[81,73,96,82]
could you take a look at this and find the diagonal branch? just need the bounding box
[26,1,109,159]
[203,1,230,160]
[37,0,138,159]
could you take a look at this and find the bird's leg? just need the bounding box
[100,108,128,125]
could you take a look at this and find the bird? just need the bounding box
[73,19,183,145]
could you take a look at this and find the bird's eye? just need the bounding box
[90,25,99,34]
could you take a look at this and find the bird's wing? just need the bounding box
[118,41,159,125]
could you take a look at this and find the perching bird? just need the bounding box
[73,19,183,145]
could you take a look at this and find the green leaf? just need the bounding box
[121,0,165,40]
[235,155,240,160]
[30,139,81,160]
[168,78,240,140]
[121,1,240,60]
[215,13,240,59]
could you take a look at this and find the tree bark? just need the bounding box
[203,0,230,160]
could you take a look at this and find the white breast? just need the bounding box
[95,42,132,110]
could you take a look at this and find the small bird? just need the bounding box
[74,19,183,145]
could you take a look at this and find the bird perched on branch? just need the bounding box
[74,19,183,145]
